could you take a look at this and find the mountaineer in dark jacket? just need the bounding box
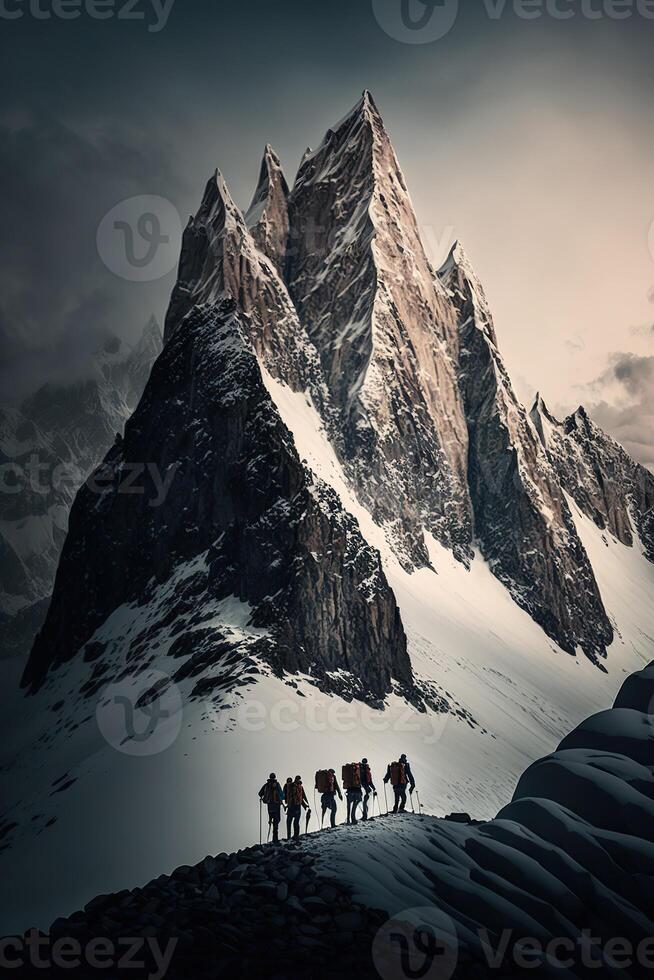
[284,775,310,840]
[383,754,416,813]
[346,784,362,825]
[320,769,343,828]
[258,773,284,843]
[360,758,377,820]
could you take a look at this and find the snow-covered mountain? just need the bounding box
[1,93,653,935]
[0,317,162,660]
[531,394,654,564]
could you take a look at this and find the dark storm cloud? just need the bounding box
[585,353,654,471]
[0,113,186,399]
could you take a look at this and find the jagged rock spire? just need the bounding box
[245,144,289,275]
[286,89,473,568]
[438,240,497,346]
[529,392,561,448]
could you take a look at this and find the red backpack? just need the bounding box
[361,763,372,787]
[342,763,361,790]
[390,762,407,787]
[286,781,303,805]
[315,770,335,793]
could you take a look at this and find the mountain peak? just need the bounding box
[246,145,288,215]
[438,239,473,281]
[529,391,561,448]
[567,405,592,432]
[438,238,496,346]
[133,315,163,361]
[329,89,380,133]
[196,168,239,224]
[142,313,162,343]
[245,144,289,274]
[530,391,558,423]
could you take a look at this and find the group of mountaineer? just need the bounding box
[258,754,417,843]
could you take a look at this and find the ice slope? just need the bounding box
[260,372,654,814]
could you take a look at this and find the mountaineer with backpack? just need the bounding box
[284,775,310,840]
[383,754,416,813]
[258,772,284,843]
[342,762,363,825]
[315,768,343,828]
[360,758,377,820]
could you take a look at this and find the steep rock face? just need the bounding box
[23,298,410,699]
[0,320,162,658]
[285,92,472,568]
[245,144,290,276]
[531,396,654,563]
[164,171,323,400]
[440,243,613,661]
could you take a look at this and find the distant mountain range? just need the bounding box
[0,317,162,659]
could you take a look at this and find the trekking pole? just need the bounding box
[383,784,389,815]
[259,800,262,845]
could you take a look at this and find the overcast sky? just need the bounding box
[1,0,653,468]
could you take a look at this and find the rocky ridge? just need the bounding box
[440,242,612,660]
[531,395,654,563]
